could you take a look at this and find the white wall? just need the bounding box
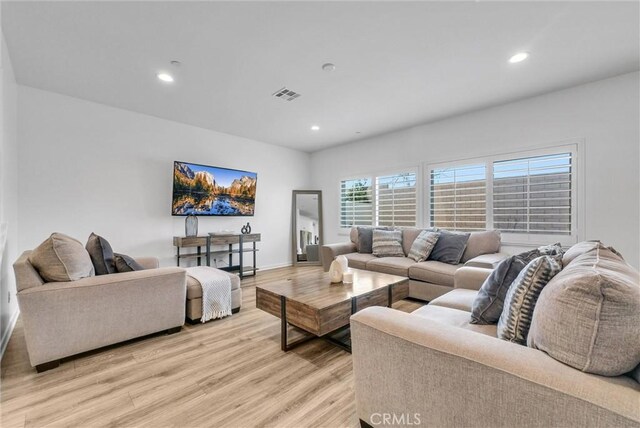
[0,32,20,355]
[311,72,640,268]
[17,86,311,269]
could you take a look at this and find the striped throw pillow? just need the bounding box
[408,231,440,262]
[372,230,404,258]
[497,255,562,345]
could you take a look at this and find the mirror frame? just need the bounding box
[291,190,323,266]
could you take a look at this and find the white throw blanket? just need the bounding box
[186,267,232,323]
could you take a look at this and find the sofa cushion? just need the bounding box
[187,272,241,299]
[408,261,459,287]
[560,240,621,268]
[366,257,415,277]
[344,252,377,269]
[85,232,117,275]
[464,252,508,269]
[461,230,501,263]
[429,289,478,312]
[528,245,640,376]
[29,233,95,282]
[411,305,497,337]
[408,230,440,262]
[372,229,404,257]
[429,230,470,265]
[470,248,543,325]
[114,253,145,272]
[498,255,562,345]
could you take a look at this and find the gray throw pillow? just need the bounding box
[86,233,117,275]
[408,231,440,262]
[470,248,542,325]
[114,253,145,272]
[428,230,470,265]
[528,245,640,376]
[29,233,95,282]
[357,227,374,253]
[497,255,562,345]
[372,229,404,257]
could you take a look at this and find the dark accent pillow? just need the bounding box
[497,255,562,345]
[470,248,542,324]
[114,253,145,272]
[428,230,470,265]
[85,233,116,275]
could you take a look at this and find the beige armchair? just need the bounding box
[13,251,186,372]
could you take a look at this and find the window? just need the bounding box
[376,172,417,227]
[427,144,578,245]
[340,178,373,227]
[340,170,418,229]
[493,153,572,236]
[430,164,486,231]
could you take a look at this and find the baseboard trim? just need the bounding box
[259,263,294,271]
[0,308,20,360]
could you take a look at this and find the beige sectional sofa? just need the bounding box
[13,251,187,371]
[322,227,508,301]
[351,244,640,427]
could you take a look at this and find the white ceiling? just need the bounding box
[3,1,639,152]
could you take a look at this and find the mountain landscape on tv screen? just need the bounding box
[172,162,257,216]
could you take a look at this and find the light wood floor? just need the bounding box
[1,266,423,428]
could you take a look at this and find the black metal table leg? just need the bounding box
[206,236,211,266]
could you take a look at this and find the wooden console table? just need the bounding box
[173,236,209,267]
[209,233,261,279]
[173,233,261,279]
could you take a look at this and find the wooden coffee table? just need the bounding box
[256,268,409,352]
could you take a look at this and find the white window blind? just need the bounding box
[493,152,572,235]
[429,164,487,231]
[340,178,373,228]
[376,172,417,227]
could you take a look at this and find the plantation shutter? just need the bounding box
[340,178,373,227]
[376,172,417,227]
[430,164,487,231]
[493,153,572,235]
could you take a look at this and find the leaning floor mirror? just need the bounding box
[292,190,323,266]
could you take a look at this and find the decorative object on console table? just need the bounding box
[185,214,198,237]
[173,236,209,267]
[208,233,260,279]
[241,222,251,234]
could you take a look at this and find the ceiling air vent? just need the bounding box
[272,87,301,101]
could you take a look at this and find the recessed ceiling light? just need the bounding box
[508,52,529,64]
[311,125,320,131]
[322,63,336,72]
[157,72,174,83]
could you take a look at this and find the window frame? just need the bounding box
[425,141,583,246]
[338,166,421,234]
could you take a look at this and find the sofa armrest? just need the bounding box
[135,256,160,270]
[321,242,357,271]
[454,266,492,290]
[464,252,509,269]
[351,307,640,428]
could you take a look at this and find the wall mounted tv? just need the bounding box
[172,161,257,216]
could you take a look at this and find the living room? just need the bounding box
[1,1,639,427]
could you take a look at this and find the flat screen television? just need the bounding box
[172,161,257,216]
